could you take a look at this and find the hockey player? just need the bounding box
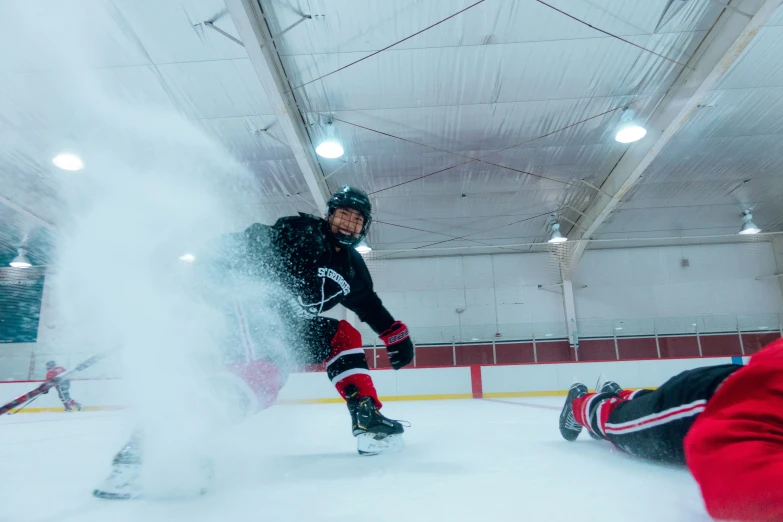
[94,185,415,499]
[559,338,783,521]
[44,361,82,412]
[215,185,415,451]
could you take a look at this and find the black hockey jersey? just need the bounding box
[220,213,395,334]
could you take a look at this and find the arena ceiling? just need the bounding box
[0,0,782,265]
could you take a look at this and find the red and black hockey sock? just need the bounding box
[621,389,652,400]
[573,388,655,439]
[572,392,623,440]
[327,320,381,409]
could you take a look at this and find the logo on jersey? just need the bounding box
[317,267,351,296]
[296,267,352,317]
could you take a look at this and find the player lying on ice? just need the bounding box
[559,337,783,522]
[94,185,415,500]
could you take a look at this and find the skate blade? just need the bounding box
[93,489,140,500]
[356,433,405,456]
[93,488,209,501]
[93,486,209,501]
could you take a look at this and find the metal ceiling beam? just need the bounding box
[203,22,245,47]
[224,0,330,210]
[567,0,783,264]
[202,15,311,49]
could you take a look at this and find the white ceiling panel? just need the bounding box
[287,35,698,113]
[266,0,719,56]
[317,94,664,155]
[0,0,149,70]
[0,66,179,130]
[714,25,783,90]
[112,0,248,63]
[2,0,782,264]
[198,117,293,162]
[157,59,276,119]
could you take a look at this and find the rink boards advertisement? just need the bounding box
[0,267,45,343]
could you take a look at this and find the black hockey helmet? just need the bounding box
[46,360,56,370]
[326,185,372,247]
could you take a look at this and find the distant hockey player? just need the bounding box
[94,185,415,499]
[559,338,783,521]
[45,361,82,412]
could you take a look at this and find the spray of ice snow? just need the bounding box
[8,2,286,496]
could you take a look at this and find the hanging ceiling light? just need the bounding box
[355,239,372,254]
[547,221,567,244]
[179,253,196,262]
[738,210,760,235]
[9,248,32,268]
[52,152,84,171]
[615,108,647,144]
[315,120,344,159]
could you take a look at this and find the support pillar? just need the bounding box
[562,279,578,361]
[772,236,783,299]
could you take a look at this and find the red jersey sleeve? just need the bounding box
[45,367,66,381]
[685,338,783,521]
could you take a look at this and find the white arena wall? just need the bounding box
[0,356,748,412]
[0,241,780,380]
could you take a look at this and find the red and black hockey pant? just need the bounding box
[226,317,380,413]
[300,317,380,408]
[54,380,78,408]
[572,364,740,465]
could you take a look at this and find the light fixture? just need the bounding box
[615,108,647,144]
[52,153,84,171]
[615,327,623,331]
[355,240,372,254]
[548,222,567,244]
[315,121,344,159]
[738,210,760,235]
[179,253,195,262]
[544,333,553,337]
[10,248,32,268]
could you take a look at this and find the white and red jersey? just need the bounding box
[45,366,66,381]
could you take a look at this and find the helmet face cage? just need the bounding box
[46,361,56,369]
[326,186,372,248]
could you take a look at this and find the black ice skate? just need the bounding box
[586,377,622,440]
[559,383,588,442]
[345,385,405,456]
[595,375,623,396]
[93,437,143,500]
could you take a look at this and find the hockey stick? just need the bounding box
[8,393,42,415]
[0,352,109,417]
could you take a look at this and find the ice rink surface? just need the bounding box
[0,398,712,522]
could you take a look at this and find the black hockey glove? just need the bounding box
[380,321,414,370]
